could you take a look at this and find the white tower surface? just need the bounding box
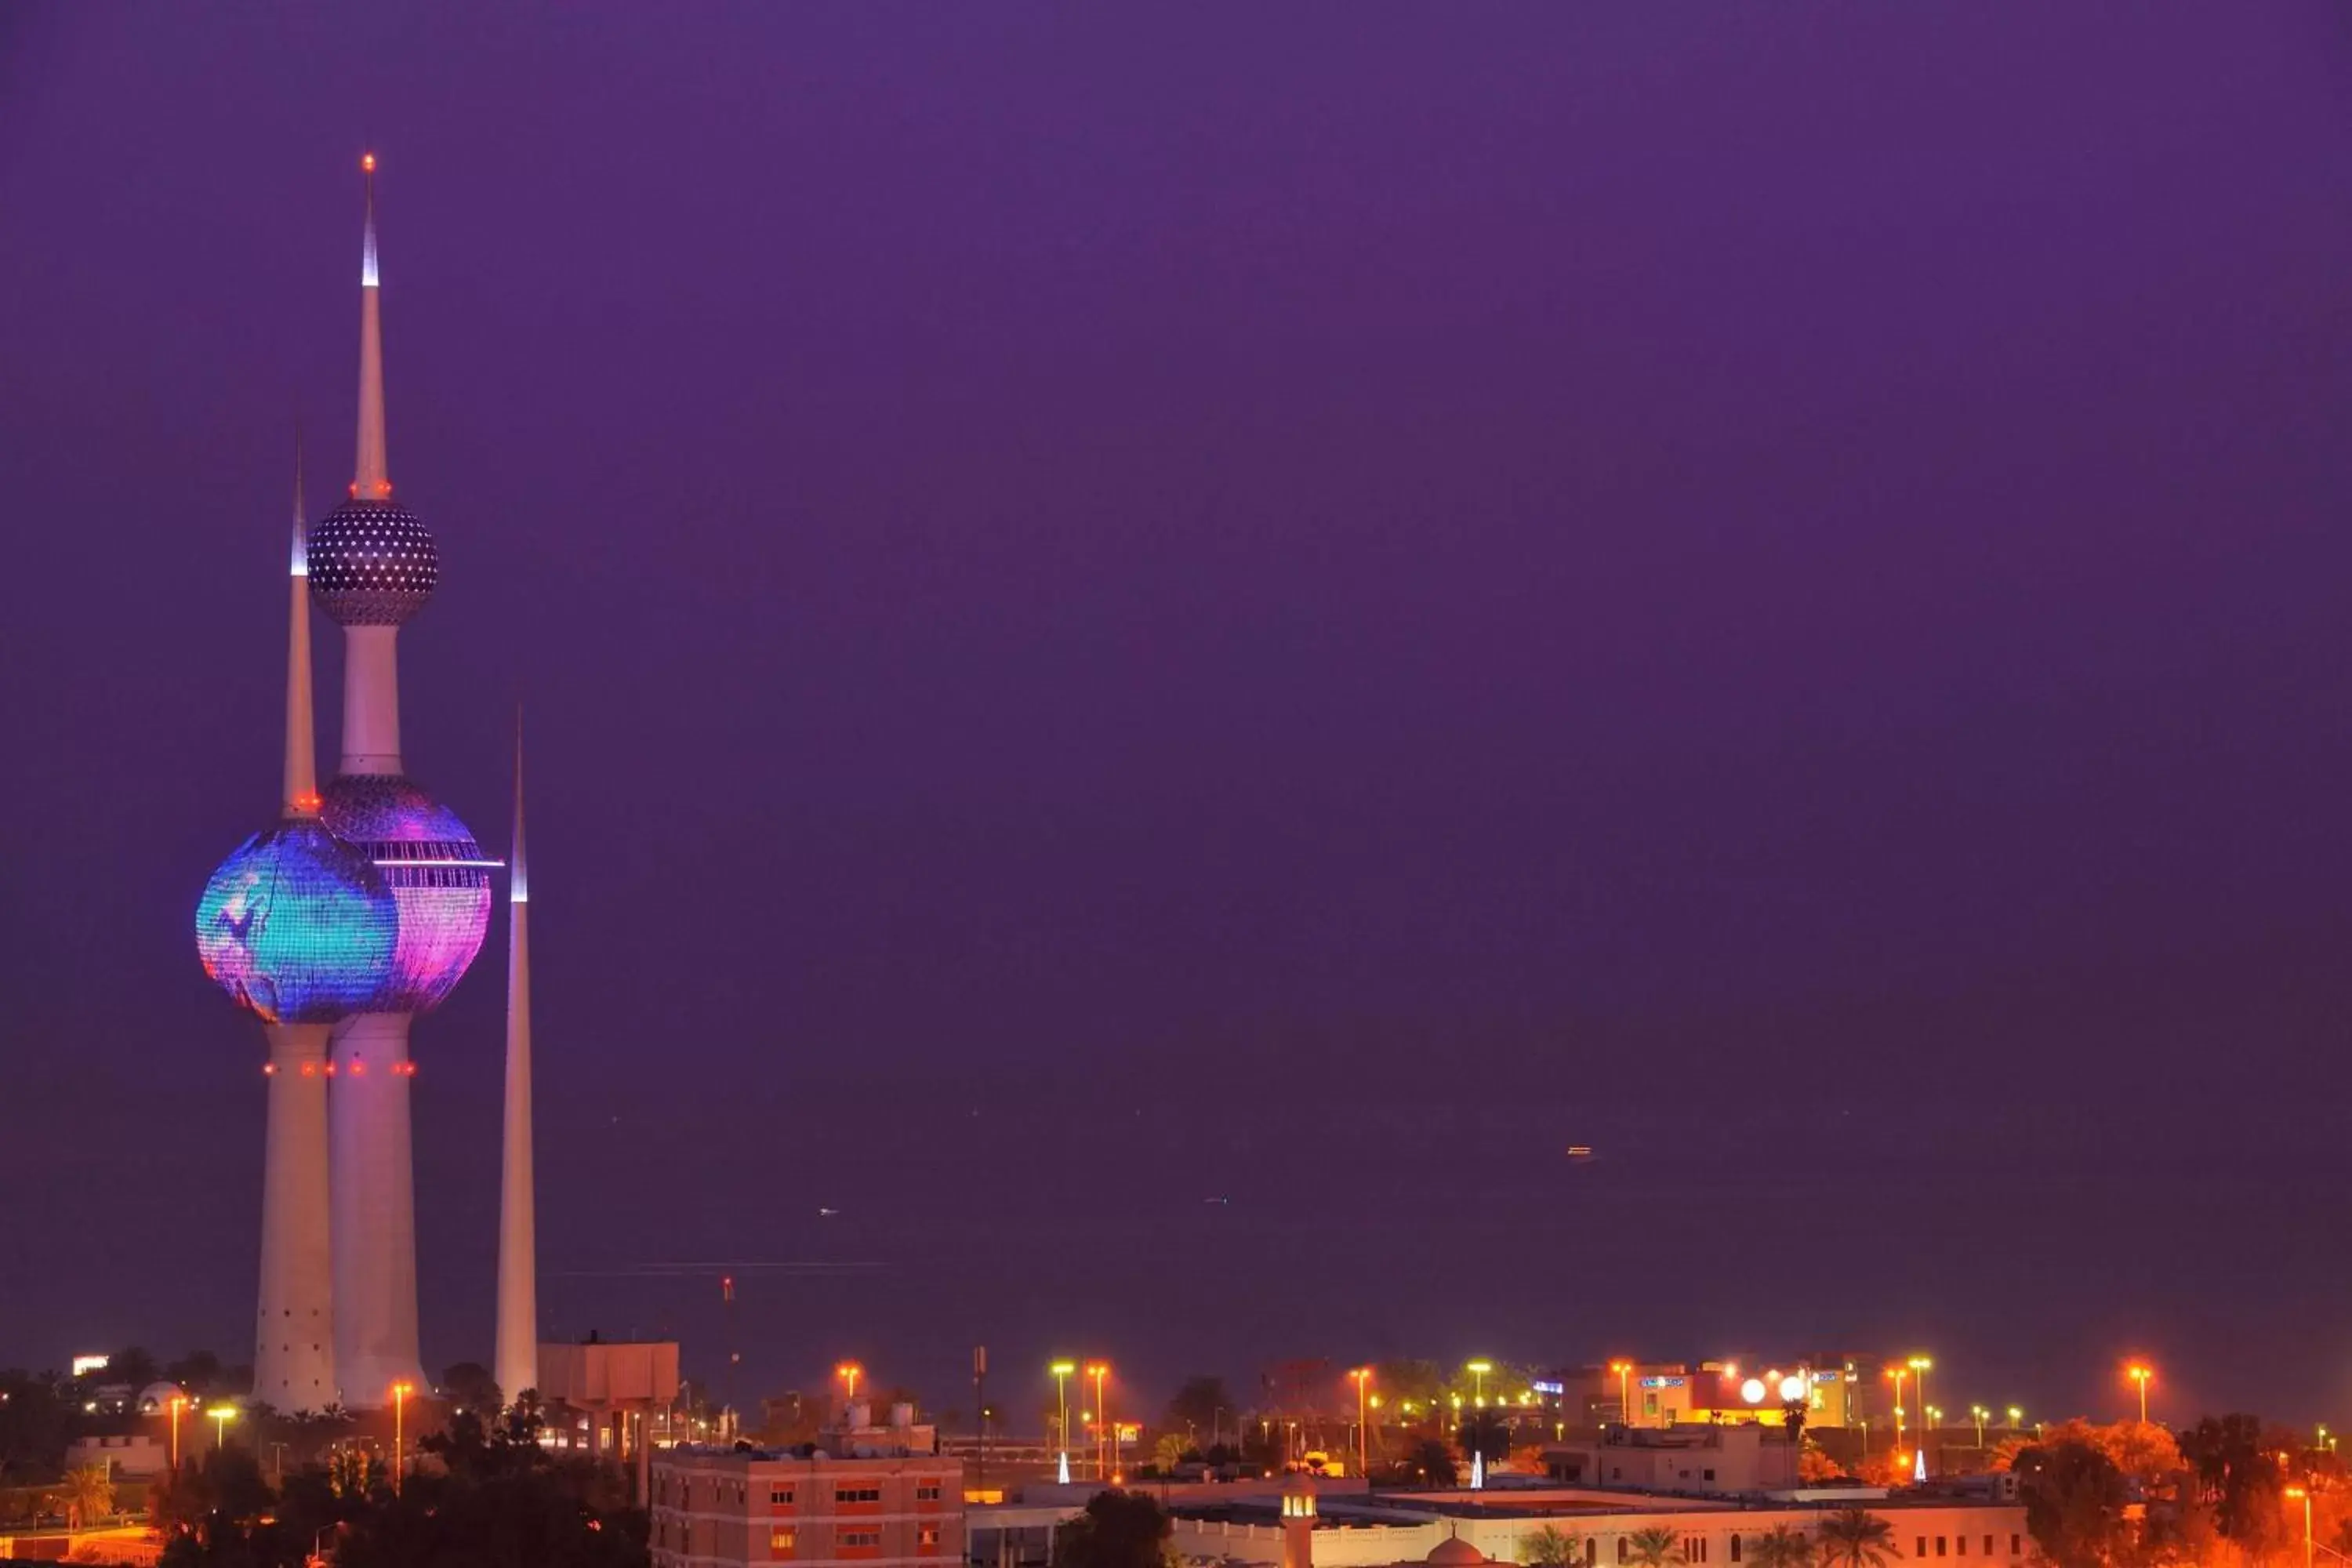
[494,724,539,1406]
[253,438,340,1412]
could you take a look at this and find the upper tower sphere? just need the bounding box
[196,819,399,1024]
[307,500,438,626]
[318,774,492,1013]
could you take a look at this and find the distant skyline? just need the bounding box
[2,5,2350,1425]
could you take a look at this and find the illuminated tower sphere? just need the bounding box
[317,774,492,1012]
[196,821,397,1022]
[307,499,437,626]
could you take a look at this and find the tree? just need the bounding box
[1457,1410,1508,1466]
[167,1351,227,1396]
[55,1463,114,1529]
[1152,1433,1189,1474]
[1798,1448,1846,1484]
[1520,1526,1577,1567]
[1052,1490,1174,1568]
[2177,1414,2287,1555]
[1406,1439,1458,1487]
[1164,1377,1233,1446]
[441,1362,502,1414]
[2013,1439,2131,1568]
[1817,1510,1898,1568]
[1625,1527,1684,1568]
[111,1348,162,1396]
[1748,1525,1816,1568]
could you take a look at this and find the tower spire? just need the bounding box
[353,153,391,500]
[284,430,319,818]
[494,713,539,1405]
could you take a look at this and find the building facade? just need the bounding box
[650,1446,964,1568]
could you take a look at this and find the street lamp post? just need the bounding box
[1467,1362,1492,1407]
[1610,1361,1634,1428]
[1051,1362,1076,1471]
[169,1395,187,1472]
[2288,1485,2314,1568]
[1907,1359,1933,1475]
[2127,1364,2153,1426]
[209,1405,236,1454]
[1348,1369,1373,1480]
[837,1363,863,1406]
[1971,1406,1988,1448]
[1087,1364,1110,1480]
[390,1381,414,1496]
[1886,1369,1908,1458]
[2007,1407,2024,1434]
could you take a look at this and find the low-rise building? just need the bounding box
[650,1443,964,1568]
[1541,1424,1798,1494]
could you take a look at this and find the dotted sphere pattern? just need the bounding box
[308,500,438,626]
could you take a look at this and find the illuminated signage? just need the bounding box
[1532,1381,1565,1396]
[1638,1376,1686,1389]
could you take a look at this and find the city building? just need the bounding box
[648,1440,964,1568]
[1157,1487,2029,1568]
[1537,1424,1798,1493]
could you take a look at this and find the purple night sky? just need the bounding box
[2,5,2350,1425]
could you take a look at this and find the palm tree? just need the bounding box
[54,1464,114,1530]
[1520,1526,1578,1567]
[1626,1527,1685,1568]
[1817,1510,1897,1568]
[1748,1524,1817,1568]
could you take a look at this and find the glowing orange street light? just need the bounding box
[1907,1356,1933,1473]
[1087,1363,1111,1479]
[1609,1361,1635,1428]
[2127,1363,2154,1425]
[2288,1486,2314,1568]
[209,1404,237,1454]
[390,1381,415,1495]
[1348,1368,1374,1479]
[168,1394,188,1471]
[836,1362,864,1403]
[1886,1367,1908,1455]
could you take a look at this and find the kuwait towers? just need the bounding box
[310,156,494,1403]
[198,157,539,1414]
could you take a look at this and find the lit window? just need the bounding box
[772,1527,797,1555]
[920,1525,943,1550]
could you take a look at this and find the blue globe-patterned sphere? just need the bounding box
[196,819,399,1025]
[307,499,438,626]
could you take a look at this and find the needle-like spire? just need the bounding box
[284,430,319,817]
[353,153,391,500]
[495,711,539,1404]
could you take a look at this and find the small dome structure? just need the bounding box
[318,774,491,1012]
[1428,1540,1489,1566]
[137,1382,187,1415]
[196,820,398,1023]
[307,499,437,626]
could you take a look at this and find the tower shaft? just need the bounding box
[329,1012,425,1402]
[340,625,403,775]
[256,1025,336,1410]
[355,164,390,501]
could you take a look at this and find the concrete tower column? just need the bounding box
[330,1011,424,1402]
[340,626,402,775]
[256,1022,337,1409]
